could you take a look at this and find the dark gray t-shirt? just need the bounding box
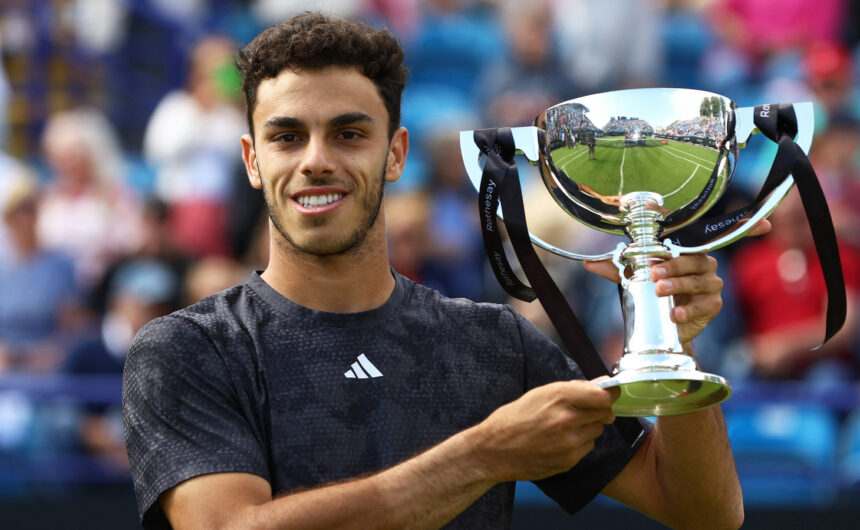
[123,272,649,529]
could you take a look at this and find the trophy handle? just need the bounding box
[460,128,616,262]
[663,101,814,257]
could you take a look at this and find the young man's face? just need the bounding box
[241,66,407,258]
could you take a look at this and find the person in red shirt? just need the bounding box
[732,188,859,379]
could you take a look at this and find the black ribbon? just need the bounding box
[475,128,536,302]
[474,128,643,446]
[669,104,845,345]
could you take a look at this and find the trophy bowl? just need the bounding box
[461,88,817,416]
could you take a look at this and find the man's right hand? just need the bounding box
[469,380,618,483]
[160,379,619,530]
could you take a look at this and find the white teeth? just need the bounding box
[297,193,343,208]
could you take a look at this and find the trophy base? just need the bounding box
[595,370,731,417]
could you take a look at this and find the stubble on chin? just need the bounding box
[262,163,387,259]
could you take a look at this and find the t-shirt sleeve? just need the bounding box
[122,315,269,529]
[508,307,652,513]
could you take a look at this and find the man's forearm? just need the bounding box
[163,380,617,529]
[651,408,743,529]
[238,426,496,530]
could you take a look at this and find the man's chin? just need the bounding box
[280,231,364,257]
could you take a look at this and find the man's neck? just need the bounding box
[261,234,396,314]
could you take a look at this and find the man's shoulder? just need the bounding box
[130,283,257,361]
[398,274,516,322]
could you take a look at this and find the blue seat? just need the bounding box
[403,13,503,102]
[514,480,553,506]
[838,410,860,491]
[726,404,839,506]
[398,83,478,189]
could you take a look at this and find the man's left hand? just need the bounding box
[584,254,723,345]
[583,219,771,345]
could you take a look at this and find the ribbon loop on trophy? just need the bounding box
[460,88,848,417]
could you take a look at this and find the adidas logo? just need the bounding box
[344,354,383,379]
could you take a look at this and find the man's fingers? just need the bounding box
[742,218,772,238]
[655,271,724,297]
[547,380,618,410]
[671,293,723,323]
[584,259,621,283]
[650,253,717,281]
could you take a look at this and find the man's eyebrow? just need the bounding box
[329,112,374,128]
[262,113,374,131]
[262,116,303,130]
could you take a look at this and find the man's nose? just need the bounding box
[299,135,336,177]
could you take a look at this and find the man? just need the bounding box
[123,13,747,529]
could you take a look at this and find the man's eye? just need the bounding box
[339,130,362,140]
[275,133,299,142]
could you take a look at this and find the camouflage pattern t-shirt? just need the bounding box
[122,271,649,529]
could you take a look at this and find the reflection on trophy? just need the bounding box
[461,88,845,417]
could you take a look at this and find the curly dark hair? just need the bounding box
[236,12,409,139]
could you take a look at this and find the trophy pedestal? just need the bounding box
[597,353,731,416]
[596,367,731,417]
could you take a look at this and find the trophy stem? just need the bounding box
[599,192,731,417]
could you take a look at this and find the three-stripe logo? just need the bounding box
[344,354,383,379]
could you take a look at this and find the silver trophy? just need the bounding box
[461,88,817,416]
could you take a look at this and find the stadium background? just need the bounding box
[1,0,860,528]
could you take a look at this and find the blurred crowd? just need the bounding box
[0,0,859,493]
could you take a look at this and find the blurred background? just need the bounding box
[1,0,859,528]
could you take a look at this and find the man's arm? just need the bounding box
[589,253,745,528]
[161,380,618,530]
[602,408,743,529]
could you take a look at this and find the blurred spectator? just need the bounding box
[396,0,498,187]
[730,189,860,380]
[480,0,576,126]
[0,171,82,372]
[143,35,246,259]
[809,114,860,248]
[552,0,663,93]
[182,255,246,305]
[385,191,431,285]
[0,149,26,250]
[703,0,844,98]
[420,131,486,300]
[90,198,190,316]
[62,259,179,471]
[707,0,844,64]
[802,41,860,121]
[0,35,10,149]
[38,107,144,290]
[252,0,362,26]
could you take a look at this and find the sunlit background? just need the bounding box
[1,0,859,528]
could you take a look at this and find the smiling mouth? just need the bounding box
[295,193,345,208]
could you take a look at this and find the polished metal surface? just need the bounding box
[595,370,731,417]
[536,88,735,235]
[460,91,816,416]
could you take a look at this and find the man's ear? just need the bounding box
[384,127,409,184]
[241,133,262,189]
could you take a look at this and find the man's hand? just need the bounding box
[583,254,723,345]
[583,219,772,345]
[469,380,617,483]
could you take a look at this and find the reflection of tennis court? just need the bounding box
[548,139,721,211]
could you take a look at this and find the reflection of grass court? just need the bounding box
[550,138,721,211]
